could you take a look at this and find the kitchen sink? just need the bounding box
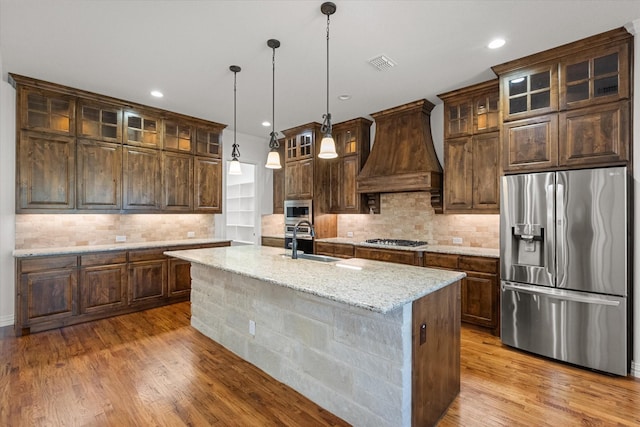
[298,253,341,263]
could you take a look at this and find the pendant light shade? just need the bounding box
[265,39,282,169]
[318,2,338,159]
[229,65,242,176]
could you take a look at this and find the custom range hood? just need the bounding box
[356,99,443,212]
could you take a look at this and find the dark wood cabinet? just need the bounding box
[15,241,231,335]
[439,80,500,213]
[327,118,372,214]
[124,109,162,149]
[76,139,122,210]
[18,130,76,211]
[17,256,78,334]
[123,146,161,211]
[79,252,127,314]
[11,74,226,214]
[128,249,168,306]
[354,246,422,266]
[493,27,632,172]
[194,125,223,158]
[164,119,193,153]
[261,236,285,249]
[194,156,222,213]
[315,241,354,259]
[423,253,499,334]
[18,85,75,135]
[283,124,320,201]
[162,152,193,211]
[77,100,122,142]
[559,100,629,166]
[503,113,559,171]
[168,258,192,297]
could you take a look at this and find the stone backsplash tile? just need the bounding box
[15,214,215,249]
[260,192,499,249]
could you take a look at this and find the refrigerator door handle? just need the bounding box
[556,179,566,287]
[545,183,556,283]
[502,282,620,306]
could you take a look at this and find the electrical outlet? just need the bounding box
[115,235,126,243]
[249,320,256,336]
[187,231,195,238]
[452,237,463,245]
[347,231,354,238]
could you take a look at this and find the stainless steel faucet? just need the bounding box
[291,220,315,259]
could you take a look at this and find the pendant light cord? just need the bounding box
[320,12,332,135]
[271,45,277,147]
[232,69,240,159]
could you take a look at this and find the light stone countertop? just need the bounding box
[315,237,500,258]
[165,245,466,314]
[13,238,232,258]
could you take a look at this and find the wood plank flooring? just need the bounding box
[1,302,639,426]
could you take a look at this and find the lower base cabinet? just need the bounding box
[424,253,499,335]
[15,241,230,335]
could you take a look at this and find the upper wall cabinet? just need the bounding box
[10,74,226,214]
[77,100,122,143]
[19,86,76,135]
[124,109,162,149]
[492,27,632,173]
[439,80,500,214]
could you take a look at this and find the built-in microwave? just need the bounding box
[284,199,312,225]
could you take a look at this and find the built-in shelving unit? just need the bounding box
[226,163,257,244]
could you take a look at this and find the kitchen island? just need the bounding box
[165,245,465,427]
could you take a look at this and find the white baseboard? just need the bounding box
[631,360,640,378]
[0,314,14,328]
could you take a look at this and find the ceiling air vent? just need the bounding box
[368,55,396,71]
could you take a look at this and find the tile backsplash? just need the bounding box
[15,214,216,249]
[261,192,499,249]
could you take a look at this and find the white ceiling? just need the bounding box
[1,0,639,140]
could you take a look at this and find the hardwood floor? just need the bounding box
[1,302,639,426]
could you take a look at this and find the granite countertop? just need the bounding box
[165,245,465,314]
[13,238,232,258]
[315,237,500,258]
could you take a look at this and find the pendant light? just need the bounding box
[318,1,338,159]
[265,39,282,169]
[228,65,242,176]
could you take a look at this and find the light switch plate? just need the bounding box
[115,235,126,242]
[187,231,195,238]
[452,237,463,245]
[347,231,354,238]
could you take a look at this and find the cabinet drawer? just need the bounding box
[316,242,354,258]
[333,243,355,258]
[262,237,285,248]
[459,256,499,274]
[423,253,459,269]
[128,248,167,262]
[80,251,127,266]
[20,256,77,273]
[355,247,420,266]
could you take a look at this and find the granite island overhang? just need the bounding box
[165,245,466,427]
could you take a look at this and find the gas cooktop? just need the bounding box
[364,239,428,247]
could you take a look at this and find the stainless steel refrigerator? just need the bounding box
[500,166,630,375]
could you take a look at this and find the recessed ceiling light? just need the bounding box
[262,121,271,127]
[338,94,351,101]
[488,38,506,49]
[150,90,164,98]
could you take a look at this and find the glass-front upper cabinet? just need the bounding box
[164,120,193,153]
[560,42,630,110]
[124,110,161,148]
[474,90,500,133]
[77,100,122,142]
[444,100,473,138]
[501,63,558,121]
[20,87,76,135]
[194,125,223,158]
